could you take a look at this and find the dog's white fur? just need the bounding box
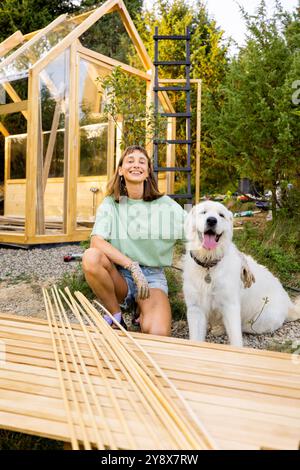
[183,200,300,347]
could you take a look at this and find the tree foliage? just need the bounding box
[99,66,167,149]
[0,0,79,41]
[79,0,143,64]
[134,0,229,194]
[209,1,300,210]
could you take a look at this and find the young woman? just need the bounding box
[82,145,186,336]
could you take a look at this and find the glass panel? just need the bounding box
[80,124,108,176]
[0,78,28,104]
[10,133,27,179]
[37,49,70,234]
[78,59,109,177]
[79,11,144,69]
[76,58,110,226]
[1,78,28,184]
[0,13,92,84]
[0,39,28,65]
[0,74,28,233]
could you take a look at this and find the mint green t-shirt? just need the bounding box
[91,195,187,267]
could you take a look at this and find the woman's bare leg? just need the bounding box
[82,247,128,314]
[137,288,172,336]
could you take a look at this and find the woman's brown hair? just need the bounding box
[106,145,164,202]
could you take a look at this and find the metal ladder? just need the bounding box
[153,26,192,203]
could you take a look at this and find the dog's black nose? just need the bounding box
[206,217,217,227]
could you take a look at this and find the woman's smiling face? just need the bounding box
[118,151,149,184]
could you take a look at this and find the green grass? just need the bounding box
[3,273,34,285]
[165,266,186,321]
[267,339,300,354]
[57,265,94,299]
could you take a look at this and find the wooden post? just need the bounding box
[166,117,176,194]
[65,44,78,236]
[3,137,10,214]
[116,118,123,166]
[36,95,45,234]
[107,114,115,181]
[145,70,154,158]
[25,70,39,239]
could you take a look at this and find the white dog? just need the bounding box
[183,200,300,347]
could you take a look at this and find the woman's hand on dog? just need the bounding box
[239,252,256,288]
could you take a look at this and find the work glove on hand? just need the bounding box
[239,252,255,288]
[125,261,150,300]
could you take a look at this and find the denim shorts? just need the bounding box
[118,266,168,310]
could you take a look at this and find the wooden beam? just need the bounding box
[23,30,41,41]
[78,45,150,81]
[0,15,67,70]
[1,82,28,119]
[117,0,152,71]
[0,232,26,243]
[32,0,119,75]
[0,101,28,115]
[0,122,9,137]
[25,231,91,244]
[0,31,24,59]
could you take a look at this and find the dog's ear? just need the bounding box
[184,206,197,241]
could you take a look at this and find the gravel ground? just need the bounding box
[0,243,85,282]
[0,243,85,319]
[0,243,300,351]
[171,318,300,351]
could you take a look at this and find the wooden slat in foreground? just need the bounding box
[0,309,299,450]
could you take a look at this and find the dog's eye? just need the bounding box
[219,213,225,218]
[201,211,206,215]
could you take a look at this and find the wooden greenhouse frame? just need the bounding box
[0,0,200,246]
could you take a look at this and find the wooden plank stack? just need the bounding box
[0,288,299,450]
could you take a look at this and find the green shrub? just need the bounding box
[234,220,300,287]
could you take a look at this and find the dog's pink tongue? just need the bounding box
[203,233,218,250]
